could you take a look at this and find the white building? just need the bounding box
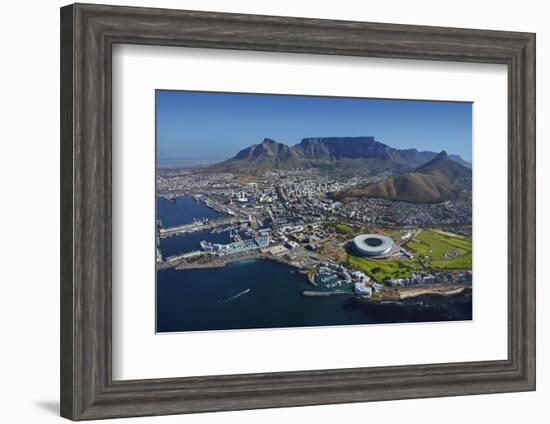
[352,234,394,257]
[354,282,373,297]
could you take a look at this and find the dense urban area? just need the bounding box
[156,165,473,302]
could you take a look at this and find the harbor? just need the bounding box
[153,91,473,334]
[157,258,473,333]
[157,194,472,302]
[156,193,472,332]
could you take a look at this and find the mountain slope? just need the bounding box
[448,154,471,168]
[415,150,472,181]
[209,137,469,175]
[334,172,459,203]
[331,151,472,204]
[208,138,303,174]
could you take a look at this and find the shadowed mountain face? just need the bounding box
[209,137,470,175]
[233,138,294,161]
[297,137,390,160]
[415,150,472,181]
[331,151,472,204]
[211,138,303,173]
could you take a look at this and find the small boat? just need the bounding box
[219,288,251,304]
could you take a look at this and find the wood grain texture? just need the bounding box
[60,3,536,420]
[60,4,74,419]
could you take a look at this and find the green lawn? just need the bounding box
[430,254,472,270]
[408,229,472,271]
[387,230,406,241]
[348,255,422,282]
[335,223,354,233]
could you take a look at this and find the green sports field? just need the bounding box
[334,223,354,233]
[407,229,472,270]
[348,255,422,282]
[387,230,405,241]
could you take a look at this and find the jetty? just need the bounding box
[302,290,353,297]
[158,217,237,238]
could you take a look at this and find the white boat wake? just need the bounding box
[219,288,251,304]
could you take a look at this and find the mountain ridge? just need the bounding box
[209,137,471,175]
[330,150,472,204]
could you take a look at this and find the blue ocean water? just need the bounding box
[156,259,472,332]
[157,195,226,228]
[155,196,472,333]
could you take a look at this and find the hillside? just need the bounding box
[208,137,470,175]
[209,138,303,174]
[331,151,472,204]
[415,151,472,181]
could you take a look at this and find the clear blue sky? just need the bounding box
[156,90,472,161]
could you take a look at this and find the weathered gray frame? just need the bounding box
[60,3,536,421]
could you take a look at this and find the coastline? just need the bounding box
[302,284,471,302]
[161,254,471,303]
[168,252,307,272]
[302,290,353,297]
[398,285,468,300]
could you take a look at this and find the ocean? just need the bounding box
[156,196,472,333]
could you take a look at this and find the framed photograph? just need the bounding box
[60,3,535,420]
[154,90,475,333]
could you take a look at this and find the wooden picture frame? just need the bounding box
[60,3,535,420]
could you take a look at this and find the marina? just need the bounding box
[157,259,472,333]
[156,195,472,332]
[157,194,228,228]
[153,90,473,334]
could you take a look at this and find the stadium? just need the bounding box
[352,234,394,257]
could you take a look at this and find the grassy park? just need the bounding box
[386,229,411,241]
[348,255,422,282]
[334,222,354,233]
[407,229,472,270]
[347,228,472,282]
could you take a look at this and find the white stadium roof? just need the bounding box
[353,234,394,257]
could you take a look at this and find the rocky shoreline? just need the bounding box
[301,284,471,301]
[160,250,471,305]
[169,252,305,272]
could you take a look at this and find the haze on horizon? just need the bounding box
[156,90,472,162]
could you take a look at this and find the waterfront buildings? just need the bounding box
[156,167,472,299]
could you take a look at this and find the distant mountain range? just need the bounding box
[330,151,472,204]
[208,137,471,175]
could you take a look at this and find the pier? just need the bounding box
[158,217,239,238]
[302,290,353,297]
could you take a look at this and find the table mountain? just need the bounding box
[208,137,470,175]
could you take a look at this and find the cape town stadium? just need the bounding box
[352,234,394,257]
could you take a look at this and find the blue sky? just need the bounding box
[156,90,472,161]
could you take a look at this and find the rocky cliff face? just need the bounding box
[234,138,296,161]
[209,137,470,175]
[296,137,387,159]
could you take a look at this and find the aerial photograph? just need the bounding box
[155,90,473,333]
